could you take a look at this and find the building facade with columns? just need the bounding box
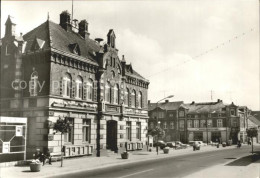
[0,11,149,159]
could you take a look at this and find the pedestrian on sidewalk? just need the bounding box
[42,148,52,166]
[193,142,196,151]
[34,149,42,160]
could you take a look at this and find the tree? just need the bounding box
[246,128,258,154]
[148,127,165,141]
[53,116,71,167]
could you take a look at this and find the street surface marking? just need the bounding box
[118,169,154,178]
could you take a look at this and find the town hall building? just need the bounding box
[0,10,149,159]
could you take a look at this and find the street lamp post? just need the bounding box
[155,95,174,154]
[156,95,174,127]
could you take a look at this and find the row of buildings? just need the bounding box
[0,10,259,163]
[148,99,260,144]
[0,10,149,161]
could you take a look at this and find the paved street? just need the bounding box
[1,145,259,178]
[52,146,259,178]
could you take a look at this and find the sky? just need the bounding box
[1,0,259,110]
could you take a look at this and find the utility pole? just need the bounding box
[72,0,74,22]
[210,90,213,101]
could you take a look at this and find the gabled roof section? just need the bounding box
[5,15,16,25]
[248,115,260,126]
[22,20,100,65]
[23,21,50,52]
[107,29,116,37]
[31,37,45,50]
[68,43,80,55]
[148,101,184,111]
[183,101,226,114]
[125,63,148,81]
[251,111,260,122]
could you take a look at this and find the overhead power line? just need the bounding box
[148,28,255,78]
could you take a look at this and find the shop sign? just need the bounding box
[2,142,10,153]
[16,126,23,136]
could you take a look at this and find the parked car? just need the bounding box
[175,141,190,148]
[154,140,167,149]
[166,142,181,149]
[197,141,207,146]
[188,141,206,147]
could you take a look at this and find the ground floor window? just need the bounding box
[170,122,174,129]
[126,121,131,141]
[163,122,167,129]
[211,132,221,142]
[193,132,203,141]
[82,119,91,143]
[136,122,141,140]
[64,118,74,144]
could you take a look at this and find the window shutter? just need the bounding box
[60,78,64,96]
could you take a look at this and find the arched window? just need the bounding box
[131,90,136,108]
[138,91,142,108]
[30,71,38,96]
[114,84,119,104]
[63,73,72,97]
[105,82,111,103]
[75,76,83,99]
[125,88,129,106]
[86,79,94,101]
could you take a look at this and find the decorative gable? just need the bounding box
[68,43,81,55]
[107,29,116,48]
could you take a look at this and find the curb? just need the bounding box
[42,146,237,178]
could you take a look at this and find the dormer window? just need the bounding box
[31,38,45,51]
[69,43,80,55]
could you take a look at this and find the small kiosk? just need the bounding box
[0,117,27,163]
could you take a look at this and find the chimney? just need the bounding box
[217,99,222,103]
[148,100,150,105]
[79,20,90,39]
[60,10,72,31]
[165,100,169,103]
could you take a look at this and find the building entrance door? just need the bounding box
[194,132,203,141]
[106,120,118,152]
[211,132,221,143]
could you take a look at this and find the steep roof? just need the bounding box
[22,20,100,65]
[125,64,148,81]
[183,101,226,114]
[251,111,260,122]
[248,115,260,126]
[148,101,184,111]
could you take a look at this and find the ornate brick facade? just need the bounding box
[0,11,149,158]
